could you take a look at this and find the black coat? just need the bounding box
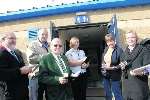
[121,44,150,100]
[102,46,123,81]
[0,47,28,100]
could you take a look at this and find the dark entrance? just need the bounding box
[57,22,108,98]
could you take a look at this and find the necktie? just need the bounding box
[10,51,19,62]
[42,42,49,52]
[57,55,67,73]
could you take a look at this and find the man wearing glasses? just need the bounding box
[0,32,32,100]
[38,38,73,100]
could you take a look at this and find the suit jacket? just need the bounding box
[27,40,48,64]
[38,53,73,100]
[0,47,28,100]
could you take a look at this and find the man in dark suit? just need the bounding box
[0,32,32,100]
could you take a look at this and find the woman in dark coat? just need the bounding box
[121,31,150,100]
[102,34,123,100]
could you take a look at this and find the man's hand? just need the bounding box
[20,66,32,75]
[28,73,35,78]
[59,77,68,84]
[79,57,87,64]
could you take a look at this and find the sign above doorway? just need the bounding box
[75,12,89,24]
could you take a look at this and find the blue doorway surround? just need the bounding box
[0,0,150,22]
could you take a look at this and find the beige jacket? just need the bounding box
[27,40,49,79]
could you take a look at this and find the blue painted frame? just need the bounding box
[0,0,150,22]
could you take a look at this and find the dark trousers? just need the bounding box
[38,83,48,100]
[5,84,29,100]
[103,78,123,100]
[71,73,87,100]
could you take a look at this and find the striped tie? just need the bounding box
[10,51,19,62]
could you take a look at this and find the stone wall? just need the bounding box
[0,5,150,51]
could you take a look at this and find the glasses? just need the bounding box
[53,44,62,48]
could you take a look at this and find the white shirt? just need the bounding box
[65,48,87,74]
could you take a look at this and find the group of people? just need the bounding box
[102,31,150,100]
[0,28,150,100]
[0,29,89,100]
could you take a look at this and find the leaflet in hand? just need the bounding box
[115,61,128,70]
[83,56,90,64]
[71,71,81,77]
[131,64,150,74]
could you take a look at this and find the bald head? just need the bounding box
[51,38,62,45]
[0,34,5,43]
[38,28,49,43]
[50,38,63,55]
[2,32,16,50]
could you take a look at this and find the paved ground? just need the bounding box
[86,87,105,100]
[86,97,105,100]
[42,87,105,100]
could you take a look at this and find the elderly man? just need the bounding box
[38,38,73,100]
[27,28,49,100]
[0,32,32,100]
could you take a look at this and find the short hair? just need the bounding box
[126,30,138,38]
[0,34,5,42]
[50,38,62,46]
[0,32,7,39]
[0,32,14,41]
[37,28,49,37]
[69,37,79,48]
[126,30,139,43]
[105,34,115,42]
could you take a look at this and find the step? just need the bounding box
[86,87,105,97]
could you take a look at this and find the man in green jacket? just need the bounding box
[38,38,73,100]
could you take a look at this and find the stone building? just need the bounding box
[0,0,150,98]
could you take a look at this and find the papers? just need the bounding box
[131,64,150,75]
[71,71,81,77]
[101,61,128,70]
[28,64,39,79]
[83,56,90,64]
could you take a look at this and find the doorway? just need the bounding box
[57,22,108,97]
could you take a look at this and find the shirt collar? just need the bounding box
[2,44,14,53]
[70,48,79,52]
[38,39,49,49]
[37,40,43,47]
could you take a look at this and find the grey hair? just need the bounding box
[0,34,6,42]
[37,28,49,37]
